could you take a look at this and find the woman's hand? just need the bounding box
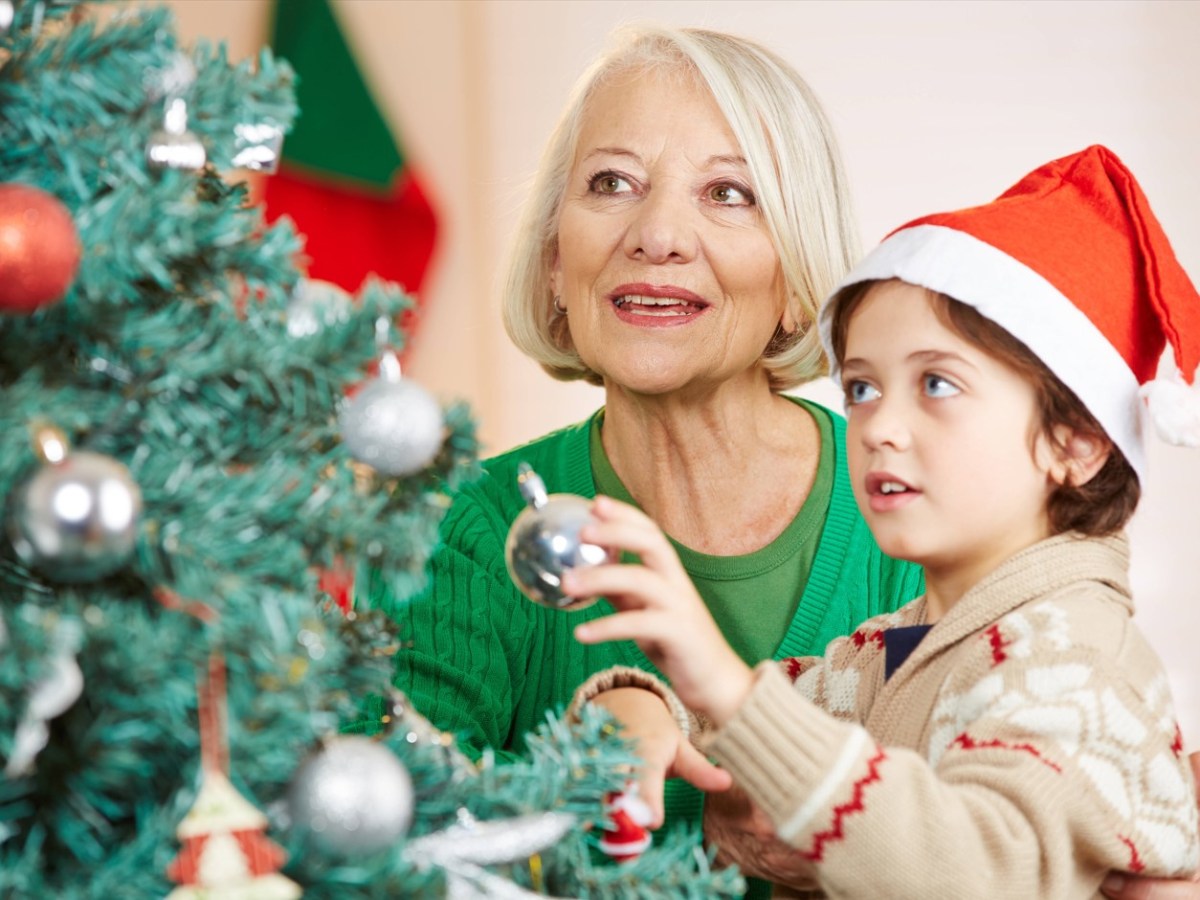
[591,686,732,827]
[704,784,816,889]
[569,495,754,725]
[1101,750,1200,898]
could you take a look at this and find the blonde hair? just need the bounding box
[500,23,860,390]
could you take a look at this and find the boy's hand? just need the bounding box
[569,496,754,725]
[591,687,732,828]
[1101,751,1200,898]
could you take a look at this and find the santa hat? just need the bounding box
[818,145,1200,482]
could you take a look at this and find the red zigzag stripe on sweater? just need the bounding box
[951,732,1063,773]
[984,624,1012,666]
[1117,835,1147,873]
[802,745,888,862]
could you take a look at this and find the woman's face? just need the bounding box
[551,66,790,398]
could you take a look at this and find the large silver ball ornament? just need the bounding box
[8,430,142,583]
[339,352,444,477]
[504,463,615,611]
[288,736,414,855]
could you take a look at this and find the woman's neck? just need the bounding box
[600,380,819,555]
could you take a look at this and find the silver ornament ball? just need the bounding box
[504,464,614,611]
[339,375,444,477]
[288,736,413,855]
[286,278,352,338]
[8,451,143,583]
[146,98,206,173]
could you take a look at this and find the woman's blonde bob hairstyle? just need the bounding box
[501,23,859,391]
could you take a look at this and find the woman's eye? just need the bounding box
[708,182,753,205]
[923,374,960,398]
[845,380,880,405]
[589,171,632,195]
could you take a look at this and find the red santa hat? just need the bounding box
[819,144,1200,482]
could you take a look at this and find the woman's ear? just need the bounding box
[780,296,799,335]
[1046,426,1111,487]
[549,249,562,299]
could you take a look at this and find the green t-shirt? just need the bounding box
[589,399,834,666]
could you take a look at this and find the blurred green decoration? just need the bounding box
[0,2,743,897]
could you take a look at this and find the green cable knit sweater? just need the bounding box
[371,403,923,859]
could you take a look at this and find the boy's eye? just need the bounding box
[845,380,880,405]
[589,171,633,194]
[923,374,960,398]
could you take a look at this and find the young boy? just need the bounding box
[566,145,1200,896]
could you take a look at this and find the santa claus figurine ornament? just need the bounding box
[598,782,653,862]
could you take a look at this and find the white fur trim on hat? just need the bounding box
[819,224,1147,480]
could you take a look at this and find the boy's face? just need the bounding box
[841,281,1058,602]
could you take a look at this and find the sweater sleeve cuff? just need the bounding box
[567,665,691,740]
[704,661,872,843]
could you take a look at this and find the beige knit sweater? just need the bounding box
[573,533,1199,898]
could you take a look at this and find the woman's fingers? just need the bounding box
[673,742,734,794]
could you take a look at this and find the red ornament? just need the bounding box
[598,782,653,862]
[0,183,82,314]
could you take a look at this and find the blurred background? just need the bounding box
[149,0,1200,745]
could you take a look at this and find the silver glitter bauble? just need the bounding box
[8,435,142,583]
[339,357,444,477]
[504,464,615,611]
[286,278,352,338]
[287,736,413,855]
[146,97,206,173]
[0,1,14,37]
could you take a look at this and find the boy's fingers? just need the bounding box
[575,610,664,645]
[581,518,679,571]
[562,563,666,607]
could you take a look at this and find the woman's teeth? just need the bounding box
[613,295,698,315]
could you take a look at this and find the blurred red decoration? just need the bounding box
[0,183,82,314]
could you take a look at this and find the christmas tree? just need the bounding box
[0,2,742,896]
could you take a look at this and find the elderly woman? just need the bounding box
[377,23,1195,900]
[377,24,917,896]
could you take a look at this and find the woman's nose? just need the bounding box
[622,186,697,264]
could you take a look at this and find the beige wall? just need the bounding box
[158,0,1200,744]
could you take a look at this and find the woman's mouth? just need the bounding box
[612,294,706,316]
[608,284,709,324]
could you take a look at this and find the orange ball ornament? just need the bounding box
[0,183,82,314]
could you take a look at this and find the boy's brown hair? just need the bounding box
[829,279,1141,537]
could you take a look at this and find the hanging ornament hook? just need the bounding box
[375,316,402,383]
[516,462,548,510]
[29,419,69,465]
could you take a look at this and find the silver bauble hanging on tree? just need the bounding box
[287,735,414,855]
[339,318,444,477]
[146,97,207,173]
[7,422,143,583]
[286,278,352,338]
[504,463,615,611]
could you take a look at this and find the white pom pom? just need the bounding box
[1140,365,1200,448]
